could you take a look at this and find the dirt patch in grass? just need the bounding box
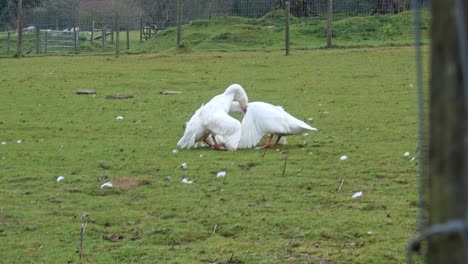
[111,177,141,188]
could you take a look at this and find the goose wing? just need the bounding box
[200,109,241,150]
[177,105,207,148]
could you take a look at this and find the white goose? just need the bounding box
[177,84,248,150]
[231,101,318,149]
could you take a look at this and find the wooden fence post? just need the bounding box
[427,0,468,262]
[285,1,290,56]
[127,28,130,50]
[102,27,106,51]
[111,27,114,44]
[35,27,40,54]
[17,0,23,59]
[91,20,94,43]
[44,31,48,54]
[140,18,143,44]
[327,0,333,48]
[115,13,120,57]
[177,0,183,45]
[7,31,11,54]
[73,26,78,53]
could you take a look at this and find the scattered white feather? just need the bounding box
[303,132,309,136]
[307,117,314,121]
[16,140,22,144]
[1,141,7,145]
[56,176,65,182]
[199,154,204,158]
[409,84,413,87]
[181,163,188,170]
[172,149,178,154]
[404,151,410,157]
[352,191,362,199]
[410,157,416,161]
[340,155,348,161]
[181,178,193,184]
[116,116,124,120]
[101,182,113,189]
[217,171,226,178]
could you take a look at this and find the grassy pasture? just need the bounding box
[0,47,424,263]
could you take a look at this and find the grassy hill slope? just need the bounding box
[136,11,430,53]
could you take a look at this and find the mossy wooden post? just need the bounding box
[285,1,290,56]
[428,0,468,262]
[177,0,183,45]
[17,0,23,59]
[102,27,106,51]
[35,27,40,54]
[327,0,333,48]
[115,12,120,57]
[7,31,11,54]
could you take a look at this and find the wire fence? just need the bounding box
[0,0,430,56]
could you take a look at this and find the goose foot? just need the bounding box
[204,138,214,148]
[211,135,227,151]
[272,135,282,147]
[257,133,275,149]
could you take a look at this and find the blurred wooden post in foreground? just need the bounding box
[285,1,290,56]
[428,0,468,262]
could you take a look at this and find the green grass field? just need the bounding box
[0,47,425,263]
